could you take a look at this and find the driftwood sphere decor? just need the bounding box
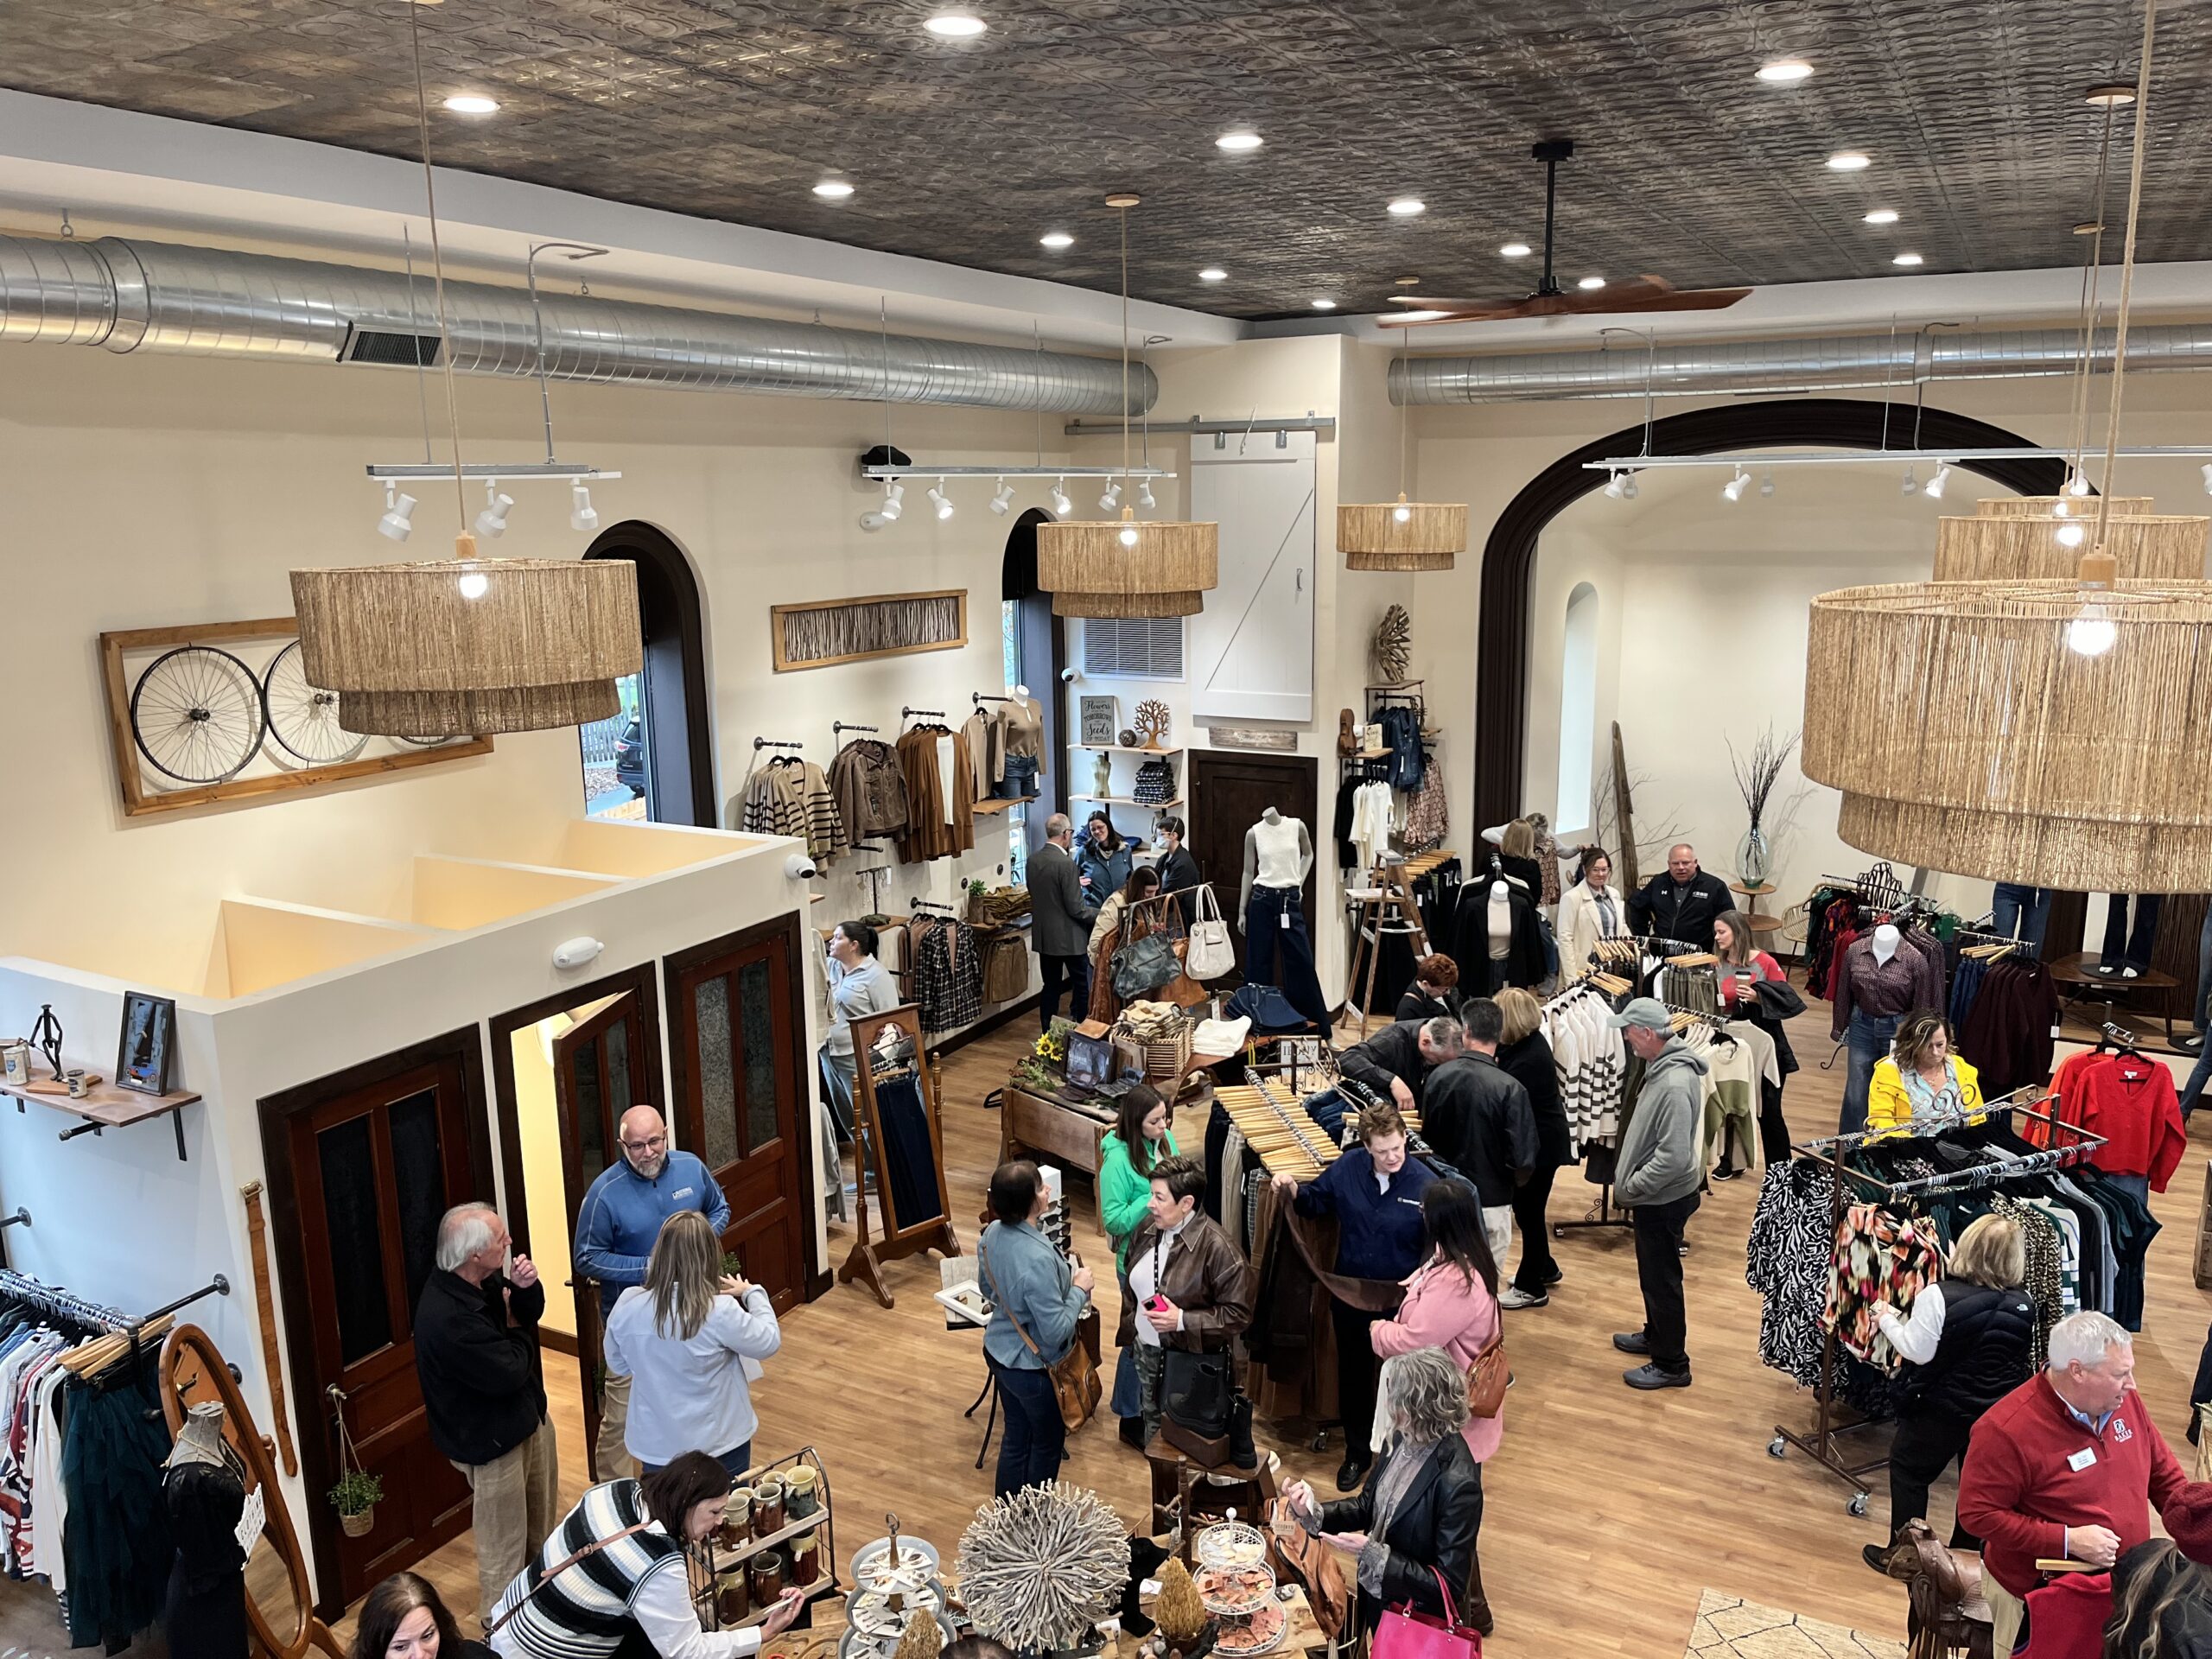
[955,1481,1129,1655]
[1135,698,1171,748]
[1372,604,1412,684]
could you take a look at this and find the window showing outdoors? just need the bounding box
[581,670,649,821]
[1556,582,1599,834]
[1002,599,1027,884]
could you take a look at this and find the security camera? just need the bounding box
[551,937,605,971]
[1060,666,1082,684]
[785,853,819,880]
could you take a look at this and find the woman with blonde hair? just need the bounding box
[1861,1213,2034,1573]
[1491,819,1543,898]
[602,1210,781,1477]
[1868,1011,1987,1137]
[1491,987,1570,1307]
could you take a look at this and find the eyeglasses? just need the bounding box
[621,1134,668,1154]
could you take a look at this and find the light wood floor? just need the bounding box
[2,995,2203,1659]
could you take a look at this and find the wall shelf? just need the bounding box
[1071,794,1185,808]
[1,1076,202,1161]
[973,794,1039,816]
[1069,745,1185,756]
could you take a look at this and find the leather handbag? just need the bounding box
[1111,911,1181,1000]
[1184,883,1235,980]
[486,1522,653,1637]
[978,1240,1101,1433]
[1465,1327,1508,1420]
[1373,1569,1484,1659]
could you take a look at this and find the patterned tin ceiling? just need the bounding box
[1,0,2202,321]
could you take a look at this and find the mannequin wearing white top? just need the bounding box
[1239,808,1314,927]
[1488,880,1513,963]
[1239,808,1328,1027]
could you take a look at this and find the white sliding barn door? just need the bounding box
[1189,431,1316,723]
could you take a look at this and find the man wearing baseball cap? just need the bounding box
[1606,998,1708,1389]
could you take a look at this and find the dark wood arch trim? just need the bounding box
[587,522,717,827]
[1471,397,2072,829]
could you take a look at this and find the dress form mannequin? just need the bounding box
[1239,808,1326,1027]
[1488,880,1513,963]
[1871,922,1900,966]
[164,1402,249,1659]
[1238,807,1316,927]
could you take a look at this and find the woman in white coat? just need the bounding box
[1554,847,1626,976]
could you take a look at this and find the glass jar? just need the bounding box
[752,1477,786,1539]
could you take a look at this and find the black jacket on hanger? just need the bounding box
[1626,868,1733,950]
[1450,886,1548,994]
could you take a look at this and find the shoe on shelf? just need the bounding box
[1623,1363,1692,1390]
[1498,1287,1548,1310]
[1712,1164,1742,1182]
[1119,1415,1147,1450]
[1611,1331,1650,1355]
[1336,1454,1370,1492]
[2120,964,2143,980]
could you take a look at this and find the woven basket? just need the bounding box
[1120,1016,1193,1083]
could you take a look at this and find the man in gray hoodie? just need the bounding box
[1607,999,1708,1390]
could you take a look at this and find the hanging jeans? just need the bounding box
[2101,893,2164,971]
[1246,884,1331,1028]
[1841,1009,1901,1135]
[1990,883,2054,954]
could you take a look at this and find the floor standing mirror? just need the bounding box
[838,1002,960,1306]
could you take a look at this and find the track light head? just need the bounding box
[1050,478,1072,518]
[989,478,1015,515]
[1901,467,1917,494]
[929,479,955,520]
[1603,470,1626,499]
[1923,463,1951,499]
[378,482,418,542]
[569,482,599,532]
[1759,469,1776,498]
[1100,480,1122,512]
[859,510,888,532]
[2202,462,2212,496]
[1622,472,1638,500]
[1720,467,1749,503]
[474,481,515,538]
[1136,479,1156,510]
[881,481,906,522]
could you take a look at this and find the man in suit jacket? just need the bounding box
[1031,813,1099,1027]
[1625,842,1734,950]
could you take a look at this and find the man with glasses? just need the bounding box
[575,1104,731,1480]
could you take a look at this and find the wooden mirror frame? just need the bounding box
[836,1001,961,1307]
[161,1322,347,1659]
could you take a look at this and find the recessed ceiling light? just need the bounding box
[1892,251,1924,266]
[1387,198,1426,217]
[1757,59,1815,83]
[924,12,988,36]
[812,180,855,200]
[1216,130,1263,152]
[2084,83,2137,107]
[1827,150,1872,171]
[1311,298,1337,310]
[1198,268,1228,282]
[1395,275,1422,287]
[1039,232,1073,249]
[1863,208,1900,225]
[1578,276,1606,290]
[1499,242,1532,258]
[442,94,499,114]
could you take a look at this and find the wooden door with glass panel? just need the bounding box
[667,918,812,1311]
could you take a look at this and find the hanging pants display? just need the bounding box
[1990,883,2055,954]
[1246,884,1330,1028]
[2101,893,2164,972]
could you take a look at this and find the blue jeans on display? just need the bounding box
[2101,893,2164,971]
[1841,1010,1901,1135]
[988,1357,1066,1497]
[1990,884,2054,954]
[1245,885,1331,1029]
[638,1440,750,1479]
[2184,1043,2212,1118]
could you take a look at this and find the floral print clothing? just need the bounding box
[1824,1202,1946,1365]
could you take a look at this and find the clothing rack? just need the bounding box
[832,721,880,740]
[1769,1092,2101,1511]
[901,706,946,722]
[1636,934,1703,957]
[909,897,960,915]
[1543,977,1636,1238]
[971,691,1018,705]
[753,737,804,752]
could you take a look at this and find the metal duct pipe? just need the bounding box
[0,233,1153,413]
[1390,322,2212,404]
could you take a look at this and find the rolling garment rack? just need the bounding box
[1766,1090,2102,1514]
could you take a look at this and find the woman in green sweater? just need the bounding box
[1101,1084,1175,1446]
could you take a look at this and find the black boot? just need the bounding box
[1228,1395,1257,1471]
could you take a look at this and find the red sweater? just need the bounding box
[1957,1376,2189,1601]
[2049,1051,2187,1190]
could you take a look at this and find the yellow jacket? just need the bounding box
[1866,1054,1986,1136]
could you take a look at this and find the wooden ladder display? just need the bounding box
[1344,859,1433,1038]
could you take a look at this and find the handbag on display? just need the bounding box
[1184,883,1235,980]
[1372,1569,1484,1659]
[1465,1327,1508,1420]
[1111,912,1181,1001]
[977,1241,1100,1433]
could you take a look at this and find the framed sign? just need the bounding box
[1078,696,1120,747]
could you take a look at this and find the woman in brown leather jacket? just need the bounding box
[1118,1154,1255,1447]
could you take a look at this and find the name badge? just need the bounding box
[2068,1446,2098,1472]
[673,1186,696,1202]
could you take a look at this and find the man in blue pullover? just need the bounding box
[573,1103,731,1478]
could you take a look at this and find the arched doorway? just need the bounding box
[1471,398,2069,828]
[583,522,716,827]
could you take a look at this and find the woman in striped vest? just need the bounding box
[487,1453,805,1659]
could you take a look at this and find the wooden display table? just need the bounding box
[1729,881,1782,934]
[2046,950,2181,1046]
[1000,1081,1117,1228]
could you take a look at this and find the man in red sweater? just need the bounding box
[1957,1311,2197,1650]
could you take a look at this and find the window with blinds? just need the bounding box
[1082,616,1185,680]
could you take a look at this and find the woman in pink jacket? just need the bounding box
[1371,1180,1503,1628]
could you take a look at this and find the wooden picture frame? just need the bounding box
[838,1001,962,1307]
[100,618,493,817]
[115,990,176,1096]
[769,589,968,672]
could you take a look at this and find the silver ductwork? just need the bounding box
[0,233,1153,413]
[1390,323,2212,404]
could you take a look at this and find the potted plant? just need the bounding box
[329,1470,383,1538]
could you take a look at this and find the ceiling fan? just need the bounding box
[1383,139,1751,326]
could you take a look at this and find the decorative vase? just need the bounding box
[1735,825,1772,889]
[340,1508,374,1538]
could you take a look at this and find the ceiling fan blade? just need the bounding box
[1570,279,1753,314]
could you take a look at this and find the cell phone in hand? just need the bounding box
[1147,1294,1170,1313]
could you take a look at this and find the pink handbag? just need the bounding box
[1372,1569,1483,1659]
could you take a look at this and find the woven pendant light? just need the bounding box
[1037,196,1217,619]
[292,542,642,737]
[1976,495,2152,517]
[1339,326,1466,570]
[1802,0,2212,891]
[1931,509,2208,582]
[290,8,641,737]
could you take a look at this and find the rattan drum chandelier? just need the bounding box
[1803,0,2212,892]
[1931,499,2207,582]
[1338,327,1466,571]
[1036,197,1217,619]
[289,5,640,736]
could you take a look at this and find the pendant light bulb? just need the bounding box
[1136,479,1155,510]
[378,480,419,542]
[881,481,905,522]
[2068,548,2120,657]
[1116,507,1139,550]
[1923,463,1951,499]
[2069,472,2094,497]
[1392,493,1413,524]
[928,478,954,520]
[1050,478,1071,518]
[989,478,1015,515]
[1720,467,1750,503]
[1100,480,1122,512]
[457,568,490,600]
[569,482,598,533]
[2056,521,2087,548]
[474,480,514,538]
[1603,470,1627,499]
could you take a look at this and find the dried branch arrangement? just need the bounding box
[1727,726,1800,824]
[956,1481,1129,1654]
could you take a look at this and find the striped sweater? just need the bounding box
[489,1480,693,1659]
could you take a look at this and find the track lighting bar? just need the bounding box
[861,465,1173,479]
[365,463,622,480]
[1586,445,2212,473]
[1060,416,1337,436]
